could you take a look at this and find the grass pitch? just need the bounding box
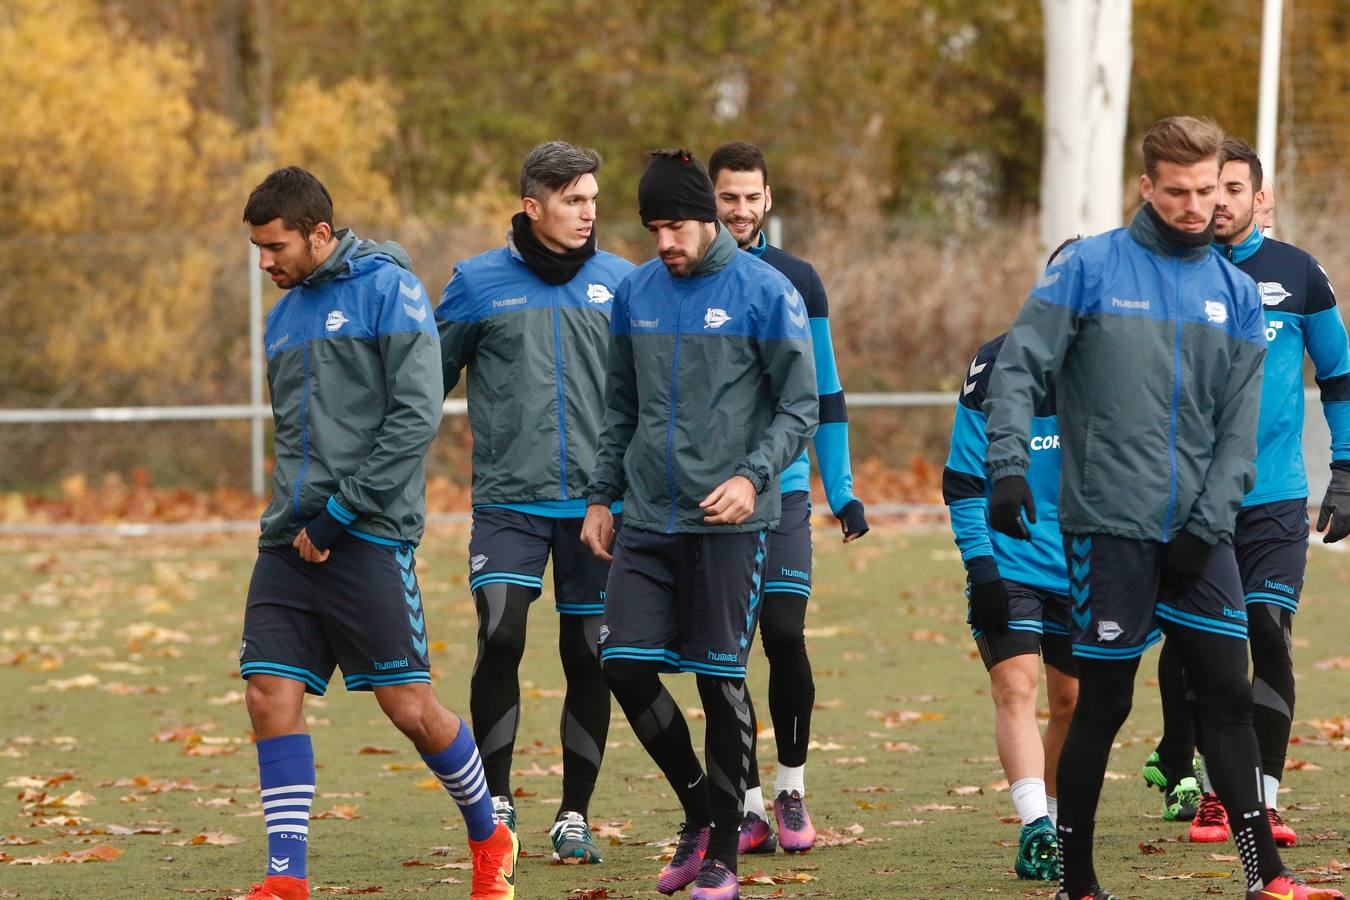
[1,524,1348,899]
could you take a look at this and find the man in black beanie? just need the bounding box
[581,149,818,899]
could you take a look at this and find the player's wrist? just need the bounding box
[305,506,347,551]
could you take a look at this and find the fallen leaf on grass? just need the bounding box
[882,742,921,753]
[1208,853,1239,861]
[567,889,608,899]
[168,831,245,846]
[841,785,892,794]
[5,774,73,789]
[357,746,397,755]
[1139,871,1232,880]
[949,785,982,796]
[1312,656,1350,670]
[8,843,121,864]
[0,836,40,845]
[830,756,867,766]
[739,869,816,884]
[1286,758,1323,771]
[883,819,927,826]
[908,629,948,643]
[1139,842,1166,855]
[593,821,630,840]
[313,805,360,820]
[913,803,974,812]
[34,674,100,692]
[877,710,947,728]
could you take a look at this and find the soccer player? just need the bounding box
[434,141,634,863]
[706,141,869,855]
[984,117,1343,900]
[1145,137,1350,847]
[581,149,818,900]
[238,167,515,900]
[942,246,1081,883]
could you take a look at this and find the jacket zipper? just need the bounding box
[291,294,316,517]
[551,288,569,500]
[1161,256,1182,540]
[664,291,686,533]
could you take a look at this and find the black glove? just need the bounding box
[1160,530,1213,597]
[304,504,348,551]
[1316,466,1350,544]
[837,499,870,541]
[969,578,1011,633]
[989,475,1036,540]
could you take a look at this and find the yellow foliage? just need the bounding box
[0,0,403,404]
[258,78,401,226]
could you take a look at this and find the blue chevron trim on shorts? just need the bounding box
[556,602,605,616]
[1155,604,1248,640]
[1042,621,1072,636]
[600,646,681,670]
[763,580,812,597]
[470,573,544,592]
[1071,628,1163,659]
[1244,591,1299,611]
[1007,619,1044,634]
[240,661,329,695]
[343,670,433,690]
[679,658,747,678]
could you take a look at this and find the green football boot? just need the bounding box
[1014,815,1059,881]
[1162,776,1202,822]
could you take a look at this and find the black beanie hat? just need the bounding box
[638,149,718,225]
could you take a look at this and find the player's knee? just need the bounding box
[376,687,438,744]
[601,658,658,703]
[989,659,1039,710]
[1246,607,1293,669]
[559,620,602,676]
[759,619,806,662]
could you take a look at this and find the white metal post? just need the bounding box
[1257,0,1283,209]
[249,243,264,497]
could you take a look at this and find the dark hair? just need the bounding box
[243,166,333,238]
[520,141,603,200]
[708,141,769,184]
[1142,116,1225,181]
[1219,137,1264,193]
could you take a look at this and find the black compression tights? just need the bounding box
[603,659,752,869]
[469,585,609,816]
[746,593,813,789]
[1057,631,1284,897]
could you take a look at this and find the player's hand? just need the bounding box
[1160,530,1212,596]
[293,528,330,564]
[989,475,1036,540]
[701,475,757,525]
[1316,467,1350,543]
[581,504,616,561]
[968,577,1011,633]
[838,498,869,543]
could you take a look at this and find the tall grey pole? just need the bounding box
[249,243,264,497]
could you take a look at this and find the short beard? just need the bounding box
[1215,208,1255,243]
[733,217,763,250]
[662,225,716,277]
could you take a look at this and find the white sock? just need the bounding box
[744,785,767,820]
[1263,774,1280,810]
[774,764,806,797]
[1198,755,1214,793]
[1009,777,1049,826]
[1046,795,1058,826]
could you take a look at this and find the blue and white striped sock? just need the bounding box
[421,719,497,842]
[257,733,315,880]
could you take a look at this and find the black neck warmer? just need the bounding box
[1143,202,1216,250]
[511,212,596,285]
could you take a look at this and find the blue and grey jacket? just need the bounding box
[260,230,442,548]
[985,206,1266,544]
[746,233,865,533]
[436,235,634,513]
[944,334,1067,595]
[587,225,818,533]
[1219,228,1350,506]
